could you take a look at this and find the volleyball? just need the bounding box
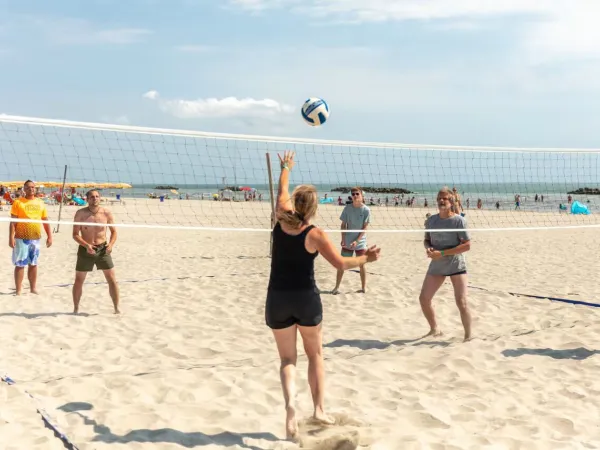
[301,97,329,126]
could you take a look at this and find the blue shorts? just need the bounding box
[12,239,41,267]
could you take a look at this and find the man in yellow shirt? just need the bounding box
[8,180,53,295]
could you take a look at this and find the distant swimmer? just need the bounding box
[72,189,120,314]
[420,187,472,342]
[265,150,380,440]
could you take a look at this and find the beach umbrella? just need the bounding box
[240,186,252,191]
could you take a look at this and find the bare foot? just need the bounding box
[356,289,365,294]
[285,405,298,441]
[15,290,22,296]
[30,289,39,295]
[73,308,79,314]
[331,289,340,295]
[422,328,443,338]
[313,409,336,426]
[114,309,121,315]
[463,335,473,342]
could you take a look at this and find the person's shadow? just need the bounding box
[0,312,96,319]
[58,402,280,450]
[502,347,599,360]
[325,337,450,351]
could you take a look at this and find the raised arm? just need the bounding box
[275,150,295,216]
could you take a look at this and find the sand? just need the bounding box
[1,200,600,449]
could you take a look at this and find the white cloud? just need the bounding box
[143,91,295,119]
[174,45,217,53]
[228,0,549,20]
[227,0,600,64]
[143,90,160,100]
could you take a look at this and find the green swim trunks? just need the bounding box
[76,242,114,272]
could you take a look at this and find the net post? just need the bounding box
[265,152,276,257]
[53,165,68,233]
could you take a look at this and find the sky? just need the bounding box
[1,0,600,186]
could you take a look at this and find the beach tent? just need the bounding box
[570,201,590,215]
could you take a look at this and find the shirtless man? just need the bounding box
[72,189,120,314]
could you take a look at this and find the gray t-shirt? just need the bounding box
[425,214,470,276]
[340,204,370,250]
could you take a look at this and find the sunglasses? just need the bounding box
[351,192,361,196]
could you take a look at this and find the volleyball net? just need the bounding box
[0,114,599,233]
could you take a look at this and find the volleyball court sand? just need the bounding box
[1,204,600,449]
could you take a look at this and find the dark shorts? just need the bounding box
[341,248,366,257]
[265,289,323,330]
[76,243,114,272]
[448,270,467,277]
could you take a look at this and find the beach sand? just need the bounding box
[1,200,599,449]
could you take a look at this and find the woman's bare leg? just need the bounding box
[450,274,472,341]
[298,324,335,425]
[272,325,299,439]
[419,274,446,336]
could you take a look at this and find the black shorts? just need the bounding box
[448,270,467,277]
[76,243,114,272]
[265,289,323,330]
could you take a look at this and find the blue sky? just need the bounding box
[2,0,600,147]
[1,1,600,186]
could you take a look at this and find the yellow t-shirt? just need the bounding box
[10,197,48,240]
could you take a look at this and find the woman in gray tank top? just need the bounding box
[420,187,472,342]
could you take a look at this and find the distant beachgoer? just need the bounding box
[9,180,53,295]
[451,187,463,214]
[420,187,472,342]
[466,199,470,209]
[496,201,500,210]
[515,194,521,210]
[477,198,482,209]
[72,189,120,314]
[266,151,380,439]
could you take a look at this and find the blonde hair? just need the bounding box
[437,186,454,200]
[278,184,318,228]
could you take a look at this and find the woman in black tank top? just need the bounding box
[266,151,381,440]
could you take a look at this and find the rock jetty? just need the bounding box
[154,185,178,190]
[567,187,600,195]
[331,186,413,194]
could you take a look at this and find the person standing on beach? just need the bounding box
[451,186,463,214]
[266,151,380,440]
[332,187,371,294]
[72,189,120,314]
[419,187,472,342]
[8,180,53,295]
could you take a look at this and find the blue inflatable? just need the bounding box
[319,197,334,204]
[570,200,590,215]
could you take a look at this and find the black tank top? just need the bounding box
[268,222,318,291]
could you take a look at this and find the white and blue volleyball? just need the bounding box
[301,97,329,126]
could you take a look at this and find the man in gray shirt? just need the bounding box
[332,187,370,294]
[420,188,472,342]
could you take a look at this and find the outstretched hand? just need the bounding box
[277,150,295,171]
[365,245,381,263]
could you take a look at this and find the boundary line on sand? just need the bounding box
[0,373,79,450]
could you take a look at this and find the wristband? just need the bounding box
[440,250,445,256]
[282,164,289,170]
